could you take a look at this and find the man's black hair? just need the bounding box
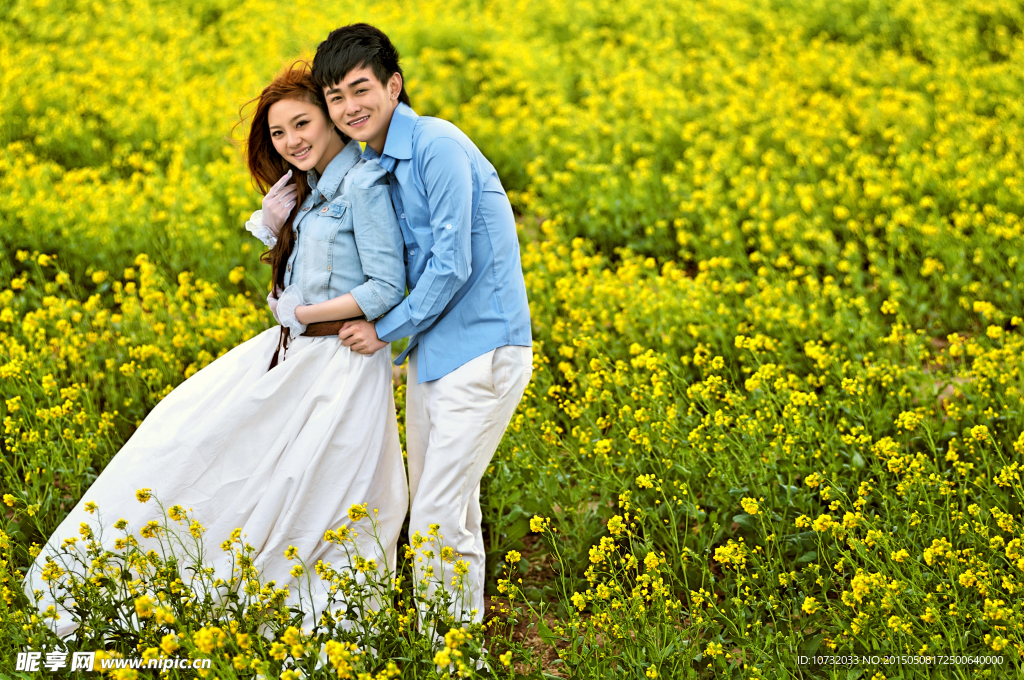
[312,23,411,106]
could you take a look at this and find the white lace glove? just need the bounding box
[260,169,296,238]
[245,210,278,248]
[267,284,283,324]
[276,284,307,337]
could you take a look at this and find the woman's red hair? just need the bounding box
[237,60,346,290]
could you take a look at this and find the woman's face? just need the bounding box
[267,97,337,174]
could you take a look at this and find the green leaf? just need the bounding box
[801,633,822,656]
[504,517,532,543]
[536,617,558,646]
[795,550,817,565]
[733,513,759,531]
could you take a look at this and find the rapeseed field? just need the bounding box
[2,0,1023,677]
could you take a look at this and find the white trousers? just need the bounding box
[405,344,533,624]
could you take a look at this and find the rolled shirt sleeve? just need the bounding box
[375,137,474,342]
[345,162,407,321]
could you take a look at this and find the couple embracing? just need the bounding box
[24,23,532,637]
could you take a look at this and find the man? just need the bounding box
[311,24,533,624]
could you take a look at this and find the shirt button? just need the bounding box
[287,264,291,272]
[400,213,405,219]
[321,206,329,213]
[327,265,331,271]
[445,224,452,230]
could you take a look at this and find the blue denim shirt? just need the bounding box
[361,103,532,383]
[282,140,405,320]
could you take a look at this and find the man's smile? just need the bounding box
[348,115,370,128]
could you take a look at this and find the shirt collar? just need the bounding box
[360,102,417,173]
[305,139,363,203]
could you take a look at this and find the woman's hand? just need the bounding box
[275,284,307,337]
[267,285,283,324]
[261,169,297,237]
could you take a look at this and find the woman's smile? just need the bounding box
[268,97,345,174]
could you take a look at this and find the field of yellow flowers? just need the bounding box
[3,0,1024,677]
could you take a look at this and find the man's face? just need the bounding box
[324,66,402,154]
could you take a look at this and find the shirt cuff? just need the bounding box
[244,209,278,248]
[375,302,412,342]
[349,282,388,321]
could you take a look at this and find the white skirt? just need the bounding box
[22,325,409,638]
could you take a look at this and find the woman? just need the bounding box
[22,61,409,637]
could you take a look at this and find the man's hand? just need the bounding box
[339,320,387,355]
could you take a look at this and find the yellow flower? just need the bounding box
[135,488,152,503]
[499,651,513,666]
[433,648,452,666]
[740,497,760,515]
[636,474,655,489]
[347,503,368,521]
[160,633,179,656]
[811,514,834,532]
[505,550,522,565]
[134,595,154,618]
[894,411,922,431]
[2,494,15,507]
[801,596,820,614]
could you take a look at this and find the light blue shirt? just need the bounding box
[362,103,532,383]
[284,140,405,319]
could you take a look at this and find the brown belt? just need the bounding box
[302,315,365,335]
[301,319,346,336]
[268,316,366,370]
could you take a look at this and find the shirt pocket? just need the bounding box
[305,200,350,242]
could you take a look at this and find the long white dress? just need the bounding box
[21,323,409,638]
